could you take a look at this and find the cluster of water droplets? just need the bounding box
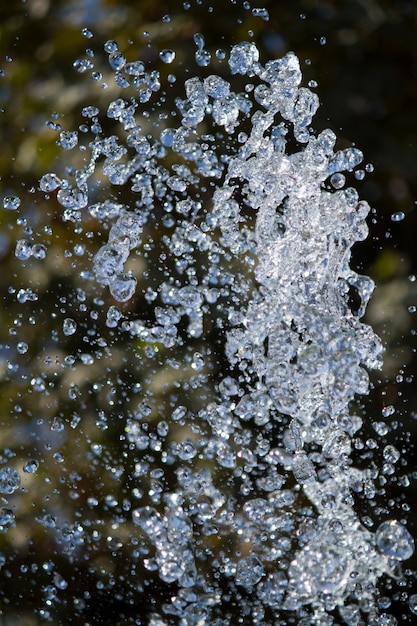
[3,29,416,626]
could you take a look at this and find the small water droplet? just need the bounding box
[15,239,32,260]
[59,130,78,150]
[391,211,405,222]
[23,459,39,473]
[252,7,269,21]
[159,49,176,64]
[104,40,118,54]
[109,51,126,71]
[17,342,28,354]
[3,195,20,210]
[63,318,77,336]
[51,417,65,432]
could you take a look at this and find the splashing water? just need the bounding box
[1,21,415,626]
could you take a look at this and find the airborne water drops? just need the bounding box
[0,7,415,625]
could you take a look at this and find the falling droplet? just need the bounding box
[375,520,414,560]
[3,195,20,210]
[391,211,405,222]
[63,318,77,336]
[159,49,176,64]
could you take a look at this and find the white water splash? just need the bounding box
[3,29,415,626]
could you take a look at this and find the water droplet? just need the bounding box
[0,467,21,494]
[51,416,65,432]
[159,49,176,64]
[382,405,395,418]
[409,594,417,615]
[109,51,126,71]
[14,239,32,260]
[31,243,47,259]
[104,40,118,54]
[39,173,61,192]
[391,211,405,222]
[109,274,137,302]
[229,41,259,75]
[3,195,20,210]
[252,7,269,21]
[375,520,414,560]
[63,318,77,336]
[73,58,94,73]
[59,130,78,150]
[23,459,39,474]
[0,507,15,527]
[383,445,400,464]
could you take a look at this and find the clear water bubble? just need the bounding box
[375,520,414,560]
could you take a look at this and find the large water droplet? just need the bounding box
[375,520,414,560]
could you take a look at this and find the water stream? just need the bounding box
[0,6,416,625]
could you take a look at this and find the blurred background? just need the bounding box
[0,0,417,624]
